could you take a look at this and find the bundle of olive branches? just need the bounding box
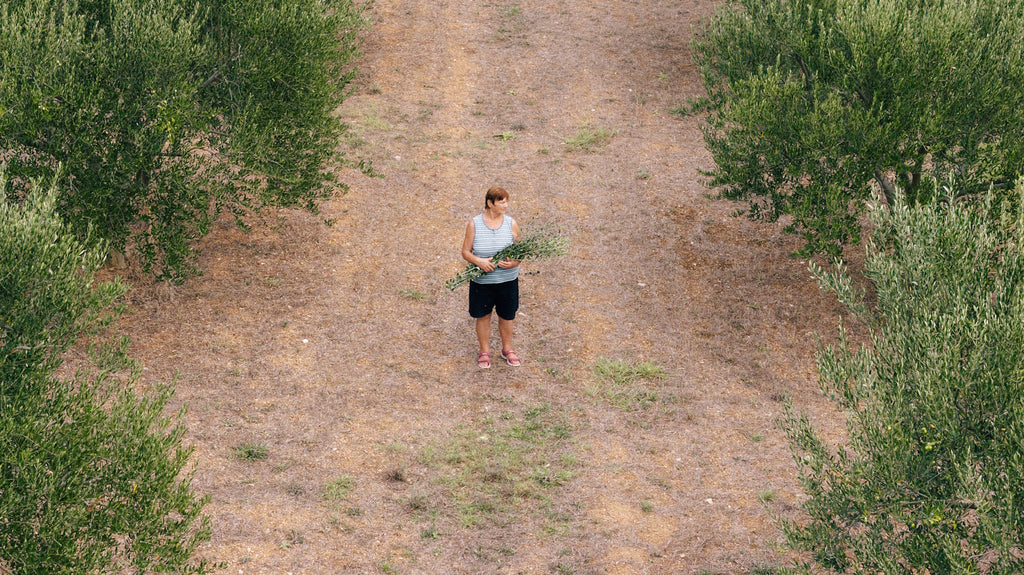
[445,223,570,291]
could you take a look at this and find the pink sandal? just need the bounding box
[477,352,491,369]
[501,349,521,367]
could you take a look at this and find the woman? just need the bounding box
[461,186,522,368]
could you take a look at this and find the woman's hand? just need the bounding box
[497,259,520,269]
[477,257,496,272]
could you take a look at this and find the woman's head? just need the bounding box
[484,186,509,210]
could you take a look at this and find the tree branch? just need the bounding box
[793,52,813,90]
[874,170,896,205]
[199,70,221,89]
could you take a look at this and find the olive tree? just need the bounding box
[692,0,1024,257]
[0,0,367,280]
[0,171,213,573]
[777,180,1024,573]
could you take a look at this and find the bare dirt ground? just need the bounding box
[116,0,851,573]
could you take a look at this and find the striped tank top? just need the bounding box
[471,214,518,284]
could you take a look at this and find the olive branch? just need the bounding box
[445,223,570,291]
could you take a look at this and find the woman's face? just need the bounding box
[489,197,509,213]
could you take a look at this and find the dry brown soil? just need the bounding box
[115,0,851,573]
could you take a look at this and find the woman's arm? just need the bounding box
[497,218,522,269]
[462,220,496,272]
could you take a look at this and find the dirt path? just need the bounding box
[118,0,848,573]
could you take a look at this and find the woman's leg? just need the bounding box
[498,316,514,354]
[476,313,492,354]
[498,318,520,365]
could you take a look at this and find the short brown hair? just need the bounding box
[484,186,509,210]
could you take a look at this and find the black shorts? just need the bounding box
[469,279,519,320]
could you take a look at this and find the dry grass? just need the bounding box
[110,0,855,573]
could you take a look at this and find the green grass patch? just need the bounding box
[420,403,577,528]
[497,1,525,40]
[564,124,614,152]
[233,442,269,461]
[397,287,428,301]
[321,475,356,502]
[586,357,667,411]
[360,111,392,131]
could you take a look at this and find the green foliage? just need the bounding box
[777,180,1024,573]
[0,174,124,384]
[0,0,368,280]
[693,0,1024,257]
[0,172,213,573]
